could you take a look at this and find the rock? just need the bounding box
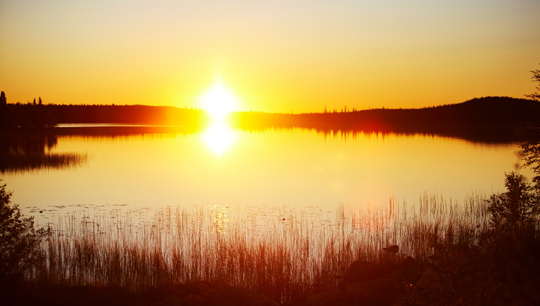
[345,260,381,283]
[403,256,416,267]
[305,290,346,306]
[349,260,372,275]
[383,245,399,254]
[212,286,276,306]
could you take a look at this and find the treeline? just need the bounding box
[47,104,206,125]
[232,97,540,131]
[2,95,539,132]
[0,104,206,128]
[1,104,57,129]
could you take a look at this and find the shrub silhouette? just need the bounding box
[486,172,538,232]
[525,63,540,102]
[522,63,540,194]
[520,130,540,199]
[0,180,50,283]
[481,172,539,256]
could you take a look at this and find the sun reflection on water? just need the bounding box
[210,204,230,234]
[201,122,237,155]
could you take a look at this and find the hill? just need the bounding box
[233,96,540,131]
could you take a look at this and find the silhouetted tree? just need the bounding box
[38,97,42,106]
[486,172,537,232]
[525,64,540,102]
[0,91,6,106]
[0,92,6,129]
[520,66,540,193]
[520,138,540,194]
[485,65,540,236]
[0,180,50,283]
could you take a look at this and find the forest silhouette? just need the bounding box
[2,95,539,144]
[232,96,540,130]
[1,96,539,129]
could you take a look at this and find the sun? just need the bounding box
[199,78,240,121]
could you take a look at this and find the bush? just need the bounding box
[481,172,539,255]
[481,171,540,285]
[0,180,50,283]
[486,172,538,232]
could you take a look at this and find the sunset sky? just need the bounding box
[1,0,539,113]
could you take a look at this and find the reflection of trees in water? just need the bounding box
[0,134,86,174]
[235,125,524,144]
[1,134,57,155]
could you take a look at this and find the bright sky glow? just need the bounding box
[199,79,240,121]
[1,0,539,112]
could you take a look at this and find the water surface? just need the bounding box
[1,125,527,213]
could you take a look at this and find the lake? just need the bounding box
[0,124,529,217]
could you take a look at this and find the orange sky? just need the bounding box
[1,1,539,113]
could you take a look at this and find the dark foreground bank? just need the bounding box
[3,241,540,306]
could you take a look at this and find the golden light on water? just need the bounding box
[210,205,230,234]
[202,122,237,155]
[199,78,241,155]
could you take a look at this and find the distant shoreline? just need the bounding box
[1,96,539,144]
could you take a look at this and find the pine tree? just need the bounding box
[0,91,6,106]
[525,64,540,101]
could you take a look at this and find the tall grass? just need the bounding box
[30,194,490,302]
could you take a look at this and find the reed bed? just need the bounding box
[31,194,490,302]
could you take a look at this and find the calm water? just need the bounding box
[0,124,529,214]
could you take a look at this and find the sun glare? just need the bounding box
[202,122,237,155]
[199,79,240,121]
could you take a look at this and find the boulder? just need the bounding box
[345,260,380,283]
[403,256,416,267]
[383,245,399,254]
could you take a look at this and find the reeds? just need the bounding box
[30,194,490,302]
